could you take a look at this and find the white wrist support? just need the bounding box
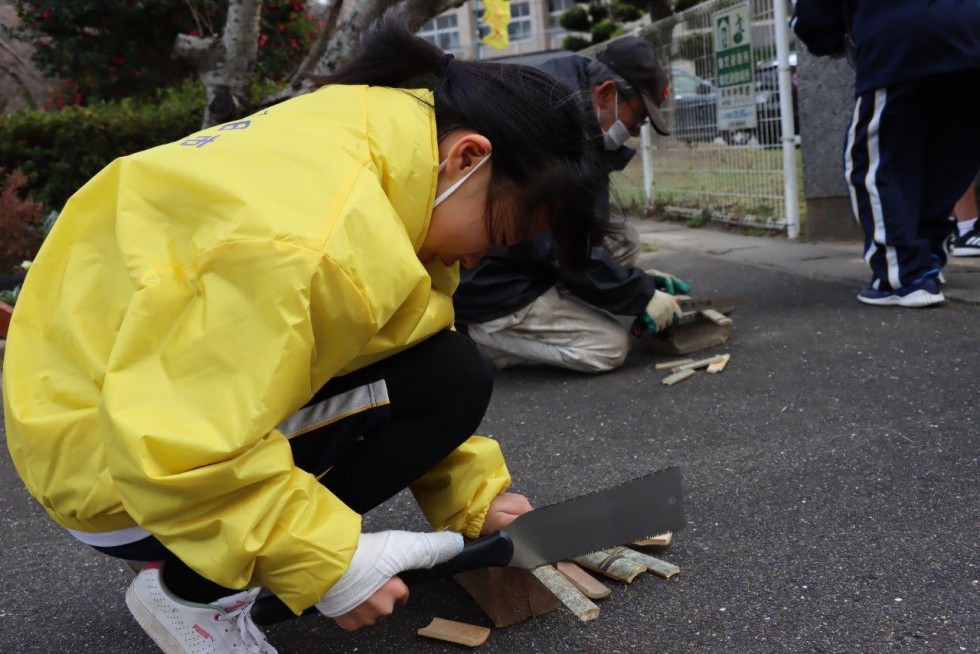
[315,530,463,618]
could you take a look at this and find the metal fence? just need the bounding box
[612,0,801,236]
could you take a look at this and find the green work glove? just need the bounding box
[630,292,682,337]
[646,269,692,296]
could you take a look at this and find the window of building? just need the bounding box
[548,0,576,30]
[508,1,533,42]
[418,14,461,51]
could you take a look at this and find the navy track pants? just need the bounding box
[844,70,980,291]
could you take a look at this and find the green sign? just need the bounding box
[713,2,756,130]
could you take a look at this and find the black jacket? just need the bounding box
[792,0,980,95]
[453,54,657,325]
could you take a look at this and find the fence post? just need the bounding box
[641,122,654,202]
[773,0,800,239]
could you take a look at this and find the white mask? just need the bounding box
[433,154,492,207]
[601,89,631,151]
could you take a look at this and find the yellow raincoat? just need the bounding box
[3,85,511,613]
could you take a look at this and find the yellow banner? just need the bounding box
[481,0,511,50]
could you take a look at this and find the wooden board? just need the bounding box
[613,547,681,579]
[573,550,646,583]
[417,617,490,647]
[633,532,672,547]
[642,321,731,356]
[454,567,562,628]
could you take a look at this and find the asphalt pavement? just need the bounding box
[1,221,978,654]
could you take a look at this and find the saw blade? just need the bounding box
[504,467,685,569]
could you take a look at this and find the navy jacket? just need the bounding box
[453,54,658,325]
[792,0,980,95]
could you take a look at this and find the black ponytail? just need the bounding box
[315,10,608,272]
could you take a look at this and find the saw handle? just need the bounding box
[250,530,514,626]
[399,530,513,585]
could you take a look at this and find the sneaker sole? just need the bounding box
[125,584,189,654]
[952,246,980,256]
[857,289,945,307]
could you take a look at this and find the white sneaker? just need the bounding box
[125,561,277,654]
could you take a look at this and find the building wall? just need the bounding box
[418,0,580,61]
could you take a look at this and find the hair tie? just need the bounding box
[439,52,455,75]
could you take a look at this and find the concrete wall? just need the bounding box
[796,49,863,241]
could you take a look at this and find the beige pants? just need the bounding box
[466,222,640,374]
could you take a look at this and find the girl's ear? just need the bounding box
[444,133,492,179]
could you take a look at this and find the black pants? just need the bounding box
[94,330,493,602]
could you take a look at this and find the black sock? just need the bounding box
[161,556,236,605]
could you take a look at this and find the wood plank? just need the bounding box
[612,547,680,579]
[706,353,731,373]
[675,354,728,371]
[555,561,612,599]
[642,321,731,355]
[531,565,600,622]
[661,368,696,386]
[573,550,646,583]
[417,617,490,647]
[454,567,561,628]
[633,532,672,547]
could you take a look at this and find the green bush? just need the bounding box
[587,2,610,22]
[611,3,643,22]
[559,6,592,32]
[590,19,621,44]
[562,35,592,51]
[0,82,206,212]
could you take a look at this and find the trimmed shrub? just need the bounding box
[590,19,621,44]
[0,82,206,212]
[0,169,45,275]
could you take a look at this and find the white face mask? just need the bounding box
[433,154,492,207]
[601,89,631,151]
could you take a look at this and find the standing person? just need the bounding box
[454,37,691,374]
[2,12,604,654]
[793,0,980,307]
[949,178,980,256]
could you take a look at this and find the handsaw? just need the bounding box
[250,467,685,625]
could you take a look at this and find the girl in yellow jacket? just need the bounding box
[2,11,604,654]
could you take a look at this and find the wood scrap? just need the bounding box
[700,308,733,326]
[674,354,728,372]
[612,547,680,579]
[643,320,731,355]
[573,550,646,583]
[555,561,612,599]
[633,532,672,547]
[454,567,561,628]
[661,368,695,386]
[417,617,490,647]
[531,565,600,622]
[706,353,731,373]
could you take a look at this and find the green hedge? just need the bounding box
[0,82,206,211]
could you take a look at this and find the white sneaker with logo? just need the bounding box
[125,561,277,654]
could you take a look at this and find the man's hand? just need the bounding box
[334,577,409,632]
[646,269,692,296]
[631,292,682,336]
[481,492,533,535]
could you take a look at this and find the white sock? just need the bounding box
[957,217,977,236]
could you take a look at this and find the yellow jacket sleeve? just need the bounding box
[100,240,372,614]
[410,436,512,539]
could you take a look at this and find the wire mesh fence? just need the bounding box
[612,0,802,233]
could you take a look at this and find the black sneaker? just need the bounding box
[951,226,980,257]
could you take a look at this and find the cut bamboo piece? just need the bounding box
[633,532,672,547]
[662,368,696,386]
[706,353,731,373]
[675,354,727,372]
[654,358,694,371]
[612,547,680,579]
[417,617,490,647]
[700,308,733,326]
[531,565,600,622]
[554,561,612,599]
[573,550,646,583]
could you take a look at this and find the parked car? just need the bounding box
[669,67,718,142]
[667,56,799,146]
